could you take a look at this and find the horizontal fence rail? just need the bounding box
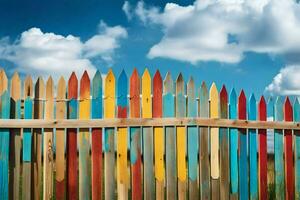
[0,68,299,200]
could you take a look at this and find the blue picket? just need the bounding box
[23,97,33,161]
[294,99,300,199]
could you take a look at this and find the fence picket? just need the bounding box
[199,81,210,199]
[130,68,142,200]
[56,77,66,200]
[22,76,33,200]
[79,71,91,199]
[176,73,187,200]
[220,85,229,200]
[210,83,219,200]
[274,97,284,199]
[33,77,44,200]
[294,99,300,199]
[229,88,238,200]
[67,72,78,200]
[284,97,294,200]
[9,72,21,200]
[142,68,155,200]
[163,72,176,200]
[248,94,258,200]
[92,70,102,200]
[117,70,128,200]
[187,77,198,199]
[0,70,9,200]
[153,70,164,200]
[104,69,116,199]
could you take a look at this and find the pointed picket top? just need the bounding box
[46,77,54,100]
[35,76,45,99]
[187,77,196,117]
[142,68,152,118]
[80,71,90,99]
[153,70,162,118]
[0,69,8,94]
[92,70,102,98]
[267,97,274,119]
[248,94,256,120]
[274,97,283,121]
[57,76,66,100]
[229,88,237,119]
[199,81,209,118]
[130,68,140,85]
[24,75,33,98]
[238,90,246,120]
[284,97,293,121]
[105,69,115,98]
[163,72,173,94]
[294,98,300,121]
[220,85,228,119]
[117,69,128,108]
[209,82,219,118]
[130,68,140,118]
[259,96,267,121]
[68,72,78,99]
[11,72,21,100]
[176,73,185,94]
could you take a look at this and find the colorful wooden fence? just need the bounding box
[0,68,300,199]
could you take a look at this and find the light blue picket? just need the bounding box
[274,97,284,199]
[294,99,300,199]
[229,88,238,198]
[163,72,177,200]
[0,90,10,200]
[23,97,33,161]
[248,94,258,200]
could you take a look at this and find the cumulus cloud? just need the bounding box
[124,0,300,64]
[0,21,127,80]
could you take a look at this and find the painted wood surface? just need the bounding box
[0,70,9,200]
[258,96,267,200]
[43,76,54,200]
[67,72,78,200]
[176,73,186,200]
[229,88,238,199]
[163,72,176,200]
[117,69,128,200]
[248,94,258,200]
[22,76,33,200]
[9,72,21,200]
[294,99,300,199]
[210,82,220,200]
[33,77,44,200]
[79,71,91,199]
[130,69,142,200]
[238,90,248,200]
[274,97,284,199]
[142,69,155,200]
[92,70,102,200]
[220,85,229,200]
[56,77,66,200]
[153,70,164,200]
[284,97,294,200]
[187,77,198,199]
[199,81,210,199]
[104,69,116,200]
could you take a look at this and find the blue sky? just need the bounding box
[0,0,299,98]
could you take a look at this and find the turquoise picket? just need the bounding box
[274,97,284,199]
[0,90,10,200]
[23,97,33,161]
[294,99,300,199]
[229,88,238,198]
[248,94,258,199]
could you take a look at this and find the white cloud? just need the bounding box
[0,21,127,80]
[122,1,133,20]
[125,0,300,64]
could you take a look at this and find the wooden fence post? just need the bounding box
[67,72,78,200]
[248,94,258,200]
[104,69,116,199]
[163,72,176,200]
[210,82,219,200]
[22,75,33,200]
[142,68,155,200]
[79,71,91,199]
[220,85,229,200]
[9,72,21,200]
[92,70,103,200]
[56,76,66,200]
[117,69,128,200]
[153,70,164,200]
